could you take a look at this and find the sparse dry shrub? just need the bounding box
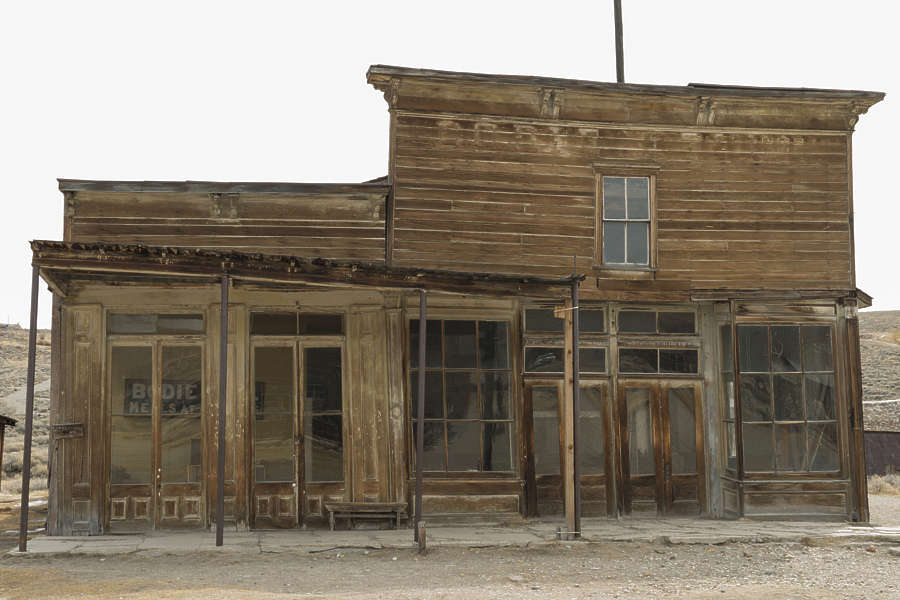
[869,473,900,495]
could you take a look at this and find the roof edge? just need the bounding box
[57,179,392,195]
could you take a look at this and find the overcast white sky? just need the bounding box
[1,1,895,328]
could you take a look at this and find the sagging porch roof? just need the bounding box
[31,240,581,298]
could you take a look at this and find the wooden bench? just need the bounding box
[323,502,408,531]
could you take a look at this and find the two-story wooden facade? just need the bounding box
[32,66,884,535]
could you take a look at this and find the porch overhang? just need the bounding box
[30,240,581,298]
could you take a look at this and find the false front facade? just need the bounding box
[35,66,883,535]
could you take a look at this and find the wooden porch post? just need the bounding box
[571,279,581,538]
[414,290,426,541]
[559,298,576,539]
[845,298,869,522]
[18,265,40,552]
[216,275,229,546]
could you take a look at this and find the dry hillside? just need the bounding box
[0,312,898,491]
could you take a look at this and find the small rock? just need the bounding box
[391,556,398,561]
[888,547,900,557]
[531,585,541,590]
[865,545,877,553]
[508,575,525,583]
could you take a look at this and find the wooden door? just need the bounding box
[617,380,703,515]
[109,342,204,531]
[251,344,299,528]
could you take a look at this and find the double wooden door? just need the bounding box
[108,343,205,531]
[251,342,346,528]
[618,380,704,515]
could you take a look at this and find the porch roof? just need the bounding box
[30,240,581,298]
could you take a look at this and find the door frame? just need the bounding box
[616,378,704,516]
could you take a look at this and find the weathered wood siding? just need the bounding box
[67,190,388,263]
[390,112,852,290]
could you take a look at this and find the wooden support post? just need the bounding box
[845,299,869,522]
[417,521,427,555]
[18,265,40,552]
[614,0,625,83]
[571,280,581,538]
[558,299,576,539]
[414,290,426,542]
[216,275,229,546]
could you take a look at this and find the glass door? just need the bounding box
[108,343,204,531]
[617,380,702,515]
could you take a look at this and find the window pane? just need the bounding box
[603,222,626,264]
[660,349,698,374]
[305,347,342,412]
[481,372,510,419]
[482,423,512,472]
[603,177,626,219]
[775,424,805,472]
[626,388,655,476]
[162,346,202,415]
[161,416,202,483]
[251,312,297,336]
[808,423,839,471]
[300,313,343,335]
[806,373,835,421]
[525,309,563,333]
[409,319,443,369]
[720,325,733,374]
[525,347,564,372]
[254,346,294,483]
[658,312,695,334]
[740,374,772,421]
[626,222,649,265]
[773,374,803,421]
[532,385,559,412]
[445,320,477,368]
[626,177,650,219]
[157,314,205,334]
[111,346,153,416]
[619,348,658,374]
[108,314,156,334]
[802,326,833,372]
[110,415,151,484]
[109,313,204,335]
[579,386,604,475]
[532,386,560,476]
[579,348,606,373]
[771,326,802,372]
[409,371,444,419]
[446,372,479,419]
[619,311,656,333]
[478,321,509,369]
[726,422,737,471]
[412,422,446,471]
[447,422,481,471]
[305,415,343,482]
[669,388,697,475]
[580,309,605,333]
[723,372,735,420]
[738,326,769,372]
[743,423,774,471]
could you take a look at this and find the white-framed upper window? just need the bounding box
[601,176,650,266]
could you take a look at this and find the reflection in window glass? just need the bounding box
[627,388,654,476]
[525,309,563,333]
[579,386,604,475]
[110,346,153,485]
[299,313,343,335]
[304,347,343,482]
[669,388,697,475]
[254,346,294,483]
[161,346,202,483]
[109,314,204,335]
[532,386,560,476]
[409,320,443,368]
[659,349,698,374]
[251,312,297,335]
[478,322,509,369]
[619,348,658,373]
[525,347,564,373]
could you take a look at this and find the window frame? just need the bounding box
[593,163,660,271]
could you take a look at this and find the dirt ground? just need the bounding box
[0,493,898,599]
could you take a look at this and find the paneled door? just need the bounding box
[617,380,704,515]
[109,343,204,531]
[251,343,346,528]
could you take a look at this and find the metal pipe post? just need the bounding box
[571,279,581,537]
[414,290,426,542]
[216,275,229,546]
[18,265,40,552]
[614,0,625,83]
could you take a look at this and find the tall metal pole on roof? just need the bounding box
[571,277,582,538]
[18,265,39,552]
[215,274,229,547]
[414,290,426,542]
[614,0,625,83]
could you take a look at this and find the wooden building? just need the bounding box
[31,66,884,535]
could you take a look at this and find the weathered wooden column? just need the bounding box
[216,275,229,546]
[18,265,40,552]
[571,279,581,538]
[844,298,869,522]
[558,298,577,539]
[413,290,426,542]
